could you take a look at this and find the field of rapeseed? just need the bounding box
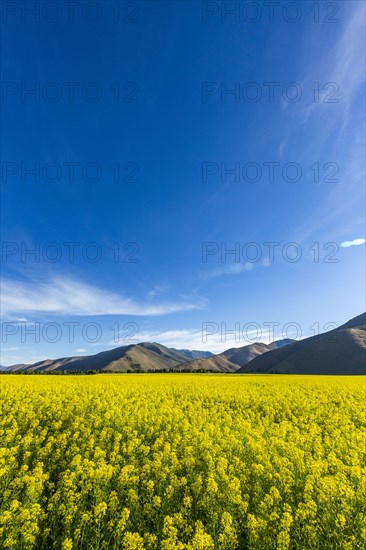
[0,374,365,550]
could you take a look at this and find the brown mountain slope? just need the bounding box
[15,343,199,373]
[237,313,366,374]
[0,363,30,372]
[172,353,239,372]
[224,342,272,365]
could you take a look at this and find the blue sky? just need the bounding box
[1,0,365,364]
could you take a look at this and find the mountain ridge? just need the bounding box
[3,313,365,374]
[3,339,291,373]
[237,313,366,375]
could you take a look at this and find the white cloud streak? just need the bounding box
[0,277,206,317]
[340,238,366,248]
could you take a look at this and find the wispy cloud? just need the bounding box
[340,238,366,248]
[146,285,170,300]
[288,5,365,249]
[199,263,246,279]
[0,277,206,318]
[199,257,275,279]
[302,3,365,125]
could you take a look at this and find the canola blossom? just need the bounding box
[0,374,365,549]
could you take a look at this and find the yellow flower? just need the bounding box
[94,502,107,518]
[61,539,73,550]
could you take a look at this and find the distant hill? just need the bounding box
[172,340,295,372]
[171,353,239,373]
[5,343,213,373]
[172,349,213,360]
[237,313,366,375]
[268,339,295,350]
[0,363,29,371]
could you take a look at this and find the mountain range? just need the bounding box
[172,339,294,372]
[2,340,294,373]
[4,344,213,373]
[2,313,365,375]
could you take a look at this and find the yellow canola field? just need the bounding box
[0,374,365,550]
